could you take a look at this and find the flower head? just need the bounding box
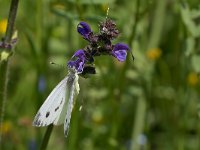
[99,19,119,39]
[73,20,131,73]
[146,48,162,60]
[111,43,130,62]
[187,72,199,86]
[67,50,86,73]
[77,22,92,40]
[0,19,7,34]
[0,120,12,135]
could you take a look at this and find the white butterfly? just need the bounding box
[32,68,80,137]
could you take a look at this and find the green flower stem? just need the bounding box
[130,0,167,150]
[108,0,141,149]
[0,61,10,146]
[0,0,19,147]
[147,0,167,49]
[128,0,140,47]
[130,96,146,150]
[119,0,140,91]
[40,124,54,150]
[4,0,19,43]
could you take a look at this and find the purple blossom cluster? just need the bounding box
[67,19,130,75]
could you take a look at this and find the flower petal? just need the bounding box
[68,58,85,73]
[77,22,92,39]
[73,49,85,57]
[67,50,86,73]
[113,43,129,52]
[112,43,130,61]
[112,50,127,62]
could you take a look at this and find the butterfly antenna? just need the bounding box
[130,51,135,61]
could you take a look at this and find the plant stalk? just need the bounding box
[40,125,54,150]
[0,0,19,146]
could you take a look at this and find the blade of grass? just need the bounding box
[107,0,141,149]
[130,0,168,149]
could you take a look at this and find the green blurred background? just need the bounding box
[0,0,200,149]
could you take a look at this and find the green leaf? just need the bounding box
[191,55,200,72]
[180,4,200,37]
[185,37,195,56]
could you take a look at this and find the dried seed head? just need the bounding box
[99,19,119,40]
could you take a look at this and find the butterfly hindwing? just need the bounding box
[32,77,68,127]
[64,73,79,136]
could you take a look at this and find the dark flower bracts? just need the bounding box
[67,19,130,75]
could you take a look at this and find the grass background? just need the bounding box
[0,0,200,149]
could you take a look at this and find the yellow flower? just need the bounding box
[187,72,199,86]
[0,121,12,135]
[146,48,162,60]
[0,19,7,34]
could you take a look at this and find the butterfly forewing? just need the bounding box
[32,76,68,127]
[33,69,80,137]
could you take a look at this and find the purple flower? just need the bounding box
[77,22,92,40]
[111,43,130,62]
[67,50,86,73]
[38,75,46,93]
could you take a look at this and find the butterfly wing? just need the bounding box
[33,69,80,137]
[64,72,79,137]
[32,76,68,127]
